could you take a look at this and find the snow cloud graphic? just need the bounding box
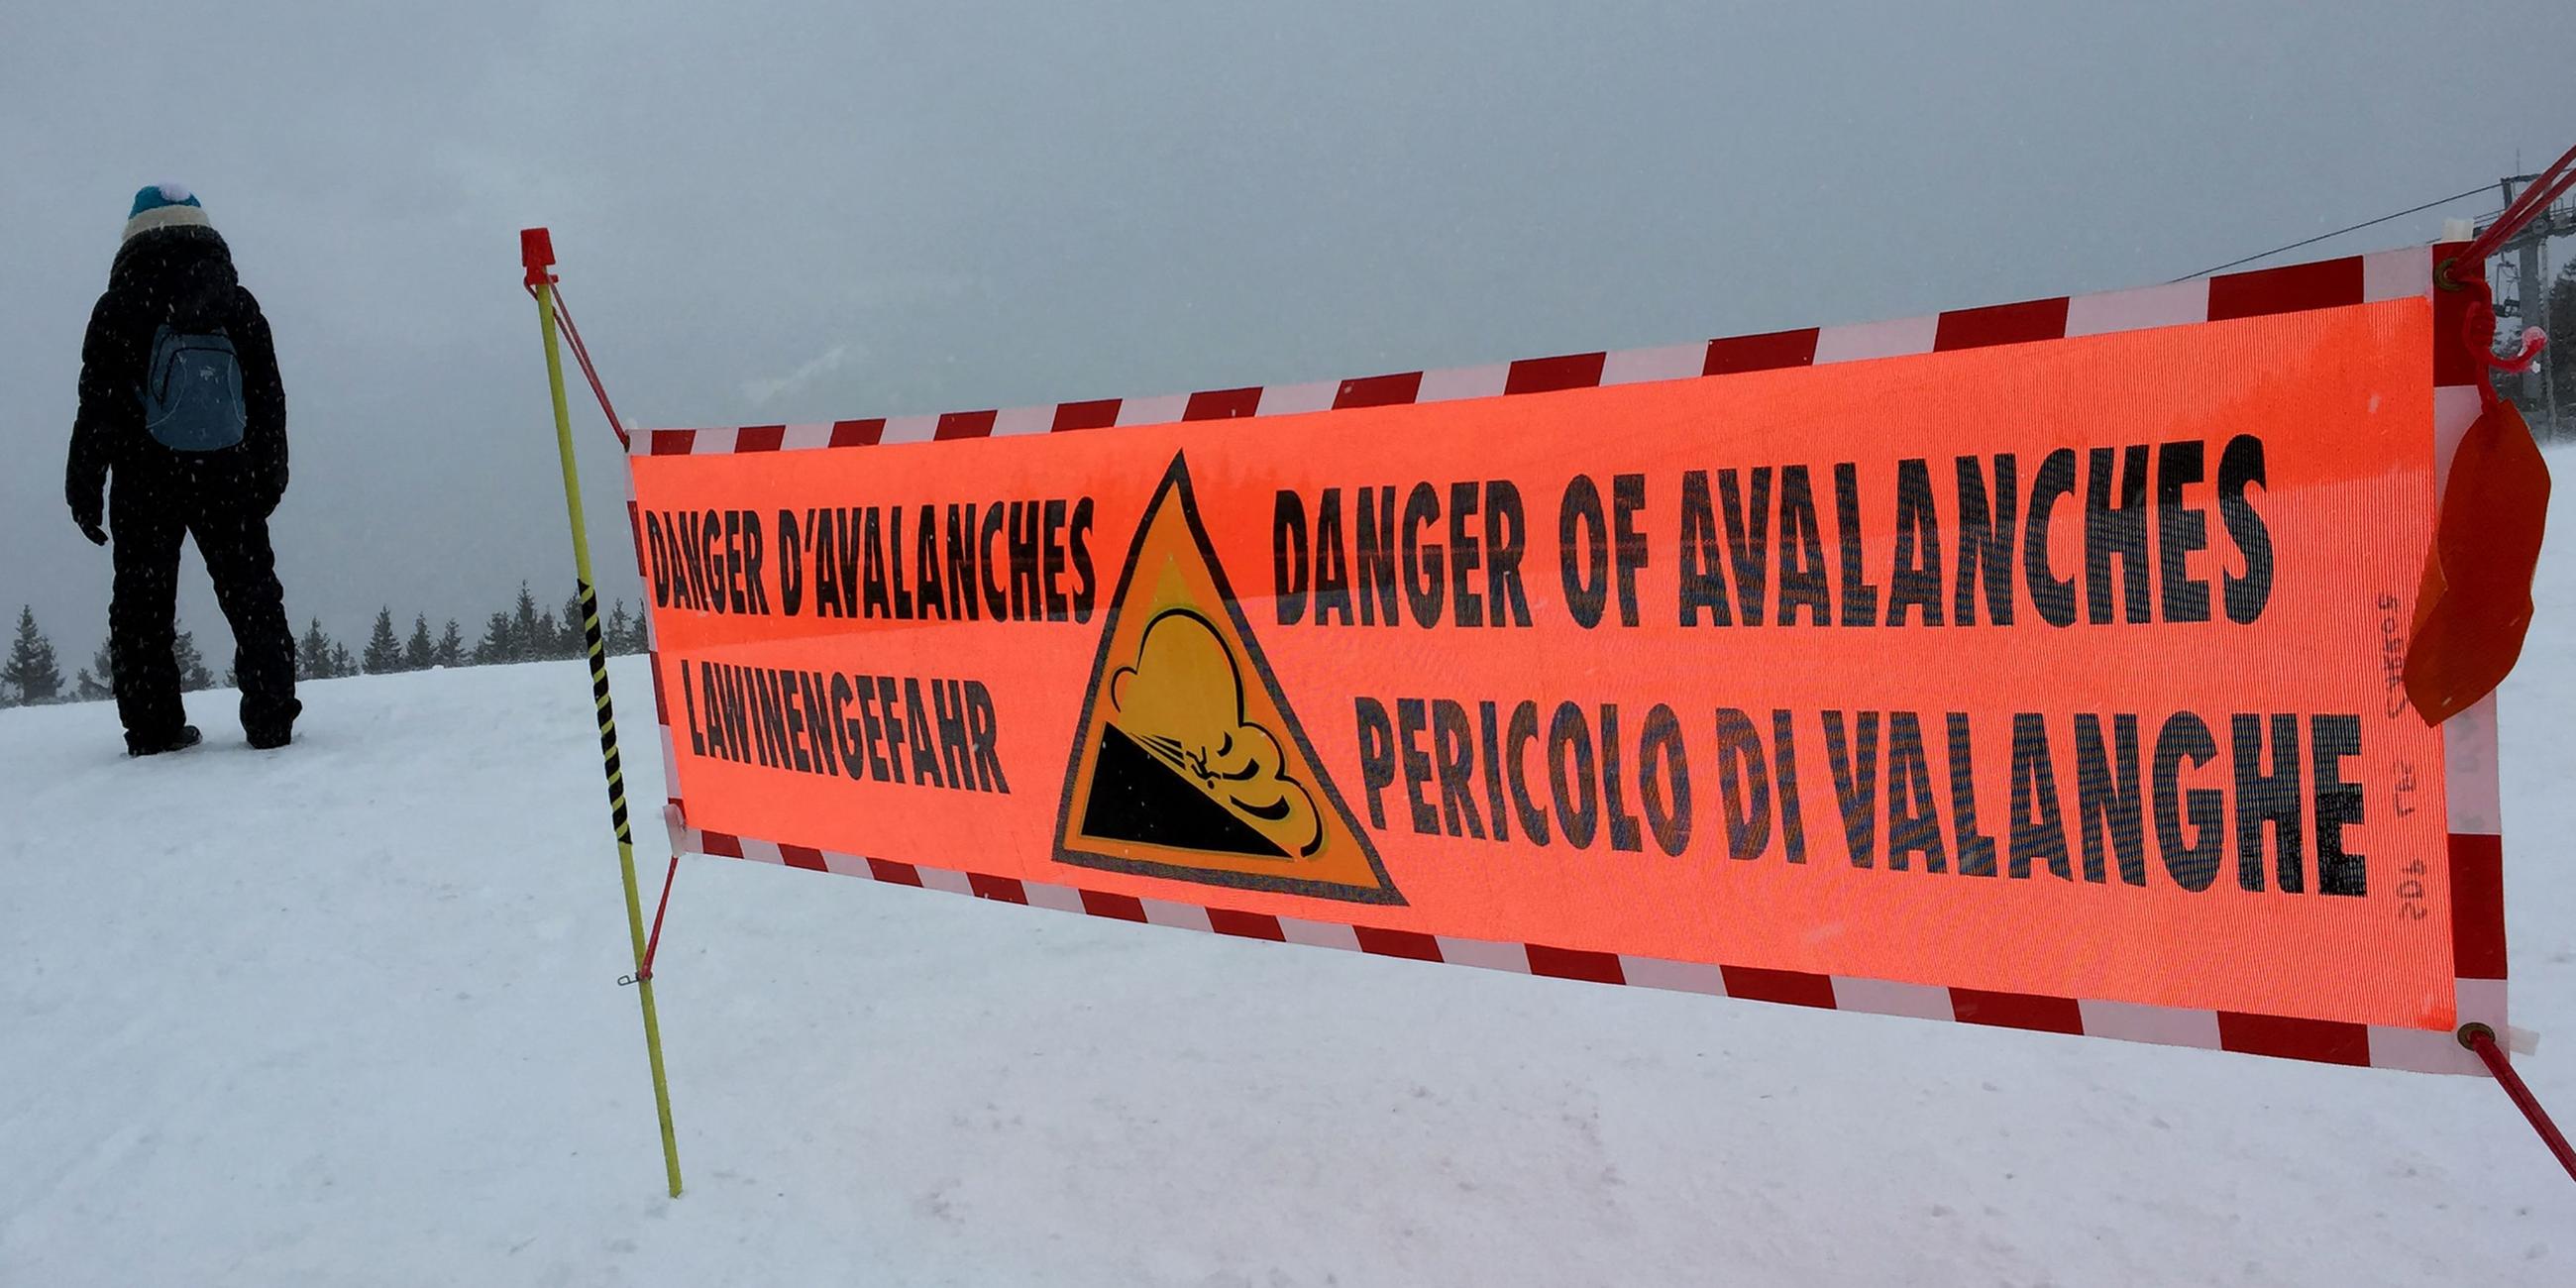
[1108,608,1324,857]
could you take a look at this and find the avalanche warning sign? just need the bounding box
[628,248,2517,1070]
[1054,455,1400,904]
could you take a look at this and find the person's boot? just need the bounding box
[127,724,203,757]
[245,698,299,751]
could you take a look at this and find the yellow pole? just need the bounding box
[525,229,684,1198]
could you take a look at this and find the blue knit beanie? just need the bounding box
[124,184,210,242]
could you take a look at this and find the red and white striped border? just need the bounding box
[631,248,2435,459]
[623,245,2509,1074]
[662,819,2502,1073]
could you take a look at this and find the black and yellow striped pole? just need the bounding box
[521,227,684,1198]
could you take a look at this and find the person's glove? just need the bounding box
[69,491,107,547]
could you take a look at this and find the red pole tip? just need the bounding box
[520,227,557,286]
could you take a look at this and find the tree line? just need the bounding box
[1,583,648,708]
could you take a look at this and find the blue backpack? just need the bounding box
[141,324,248,452]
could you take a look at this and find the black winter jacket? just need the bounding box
[66,226,288,522]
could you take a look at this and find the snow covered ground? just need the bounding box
[6,498,2574,1287]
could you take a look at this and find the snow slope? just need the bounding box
[5,507,2575,1286]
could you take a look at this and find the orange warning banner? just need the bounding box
[632,295,2466,1033]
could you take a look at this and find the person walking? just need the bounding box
[66,184,299,754]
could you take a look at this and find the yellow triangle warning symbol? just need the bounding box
[1055,454,1403,906]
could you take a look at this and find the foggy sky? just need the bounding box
[3,1,2569,677]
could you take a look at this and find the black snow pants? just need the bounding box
[108,478,299,750]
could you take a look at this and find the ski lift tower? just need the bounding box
[2479,172,2576,435]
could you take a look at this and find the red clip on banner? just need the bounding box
[621,247,2508,1073]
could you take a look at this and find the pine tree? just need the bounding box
[2545,266,2575,439]
[73,638,115,701]
[362,606,402,675]
[536,610,561,660]
[606,600,636,656]
[476,610,515,665]
[298,618,337,683]
[172,630,215,692]
[512,584,542,661]
[329,642,356,679]
[2501,263,2575,440]
[404,614,435,672]
[561,594,588,658]
[4,605,65,705]
[436,618,466,668]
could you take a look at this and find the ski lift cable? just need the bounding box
[2170,183,2498,283]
